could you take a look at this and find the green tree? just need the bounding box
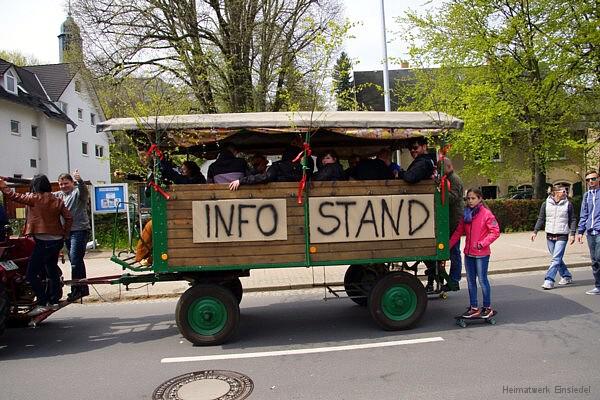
[0,50,40,66]
[332,51,356,110]
[401,0,598,198]
[73,0,343,113]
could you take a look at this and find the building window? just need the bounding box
[10,120,20,134]
[59,101,68,113]
[90,113,96,125]
[77,108,83,120]
[95,144,104,158]
[30,159,37,168]
[75,80,81,92]
[31,125,38,138]
[82,141,88,156]
[13,174,22,179]
[5,71,17,94]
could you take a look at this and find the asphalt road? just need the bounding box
[1,269,599,400]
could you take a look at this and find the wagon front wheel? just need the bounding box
[368,272,427,330]
[176,284,240,346]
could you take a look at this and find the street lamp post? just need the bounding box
[380,0,391,112]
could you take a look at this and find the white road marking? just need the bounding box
[161,336,444,363]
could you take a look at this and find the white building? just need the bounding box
[0,12,111,184]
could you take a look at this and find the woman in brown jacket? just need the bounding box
[0,175,72,316]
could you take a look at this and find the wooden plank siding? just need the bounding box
[165,180,436,268]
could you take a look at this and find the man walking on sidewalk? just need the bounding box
[576,170,600,295]
[531,184,576,289]
[55,170,90,301]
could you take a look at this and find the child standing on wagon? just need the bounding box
[449,188,500,318]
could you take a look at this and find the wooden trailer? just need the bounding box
[98,111,463,345]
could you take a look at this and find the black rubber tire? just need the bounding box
[368,271,428,331]
[344,264,387,307]
[222,278,243,304]
[175,284,240,346]
[0,283,8,336]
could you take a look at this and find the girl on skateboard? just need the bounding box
[449,188,500,318]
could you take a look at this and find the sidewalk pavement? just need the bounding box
[68,231,594,303]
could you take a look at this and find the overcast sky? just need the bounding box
[0,0,437,71]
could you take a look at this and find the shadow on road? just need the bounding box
[0,279,596,358]
[0,313,177,360]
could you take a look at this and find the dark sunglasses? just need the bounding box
[586,177,598,182]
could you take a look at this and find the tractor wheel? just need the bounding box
[176,284,240,346]
[344,264,388,307]
[368,271,427,330]
[0,283,9,336]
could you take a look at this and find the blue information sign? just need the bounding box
[93,184,128,214]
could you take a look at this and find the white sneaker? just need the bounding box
[27,305,50,317]
[541,280,554,290]
[558,277,573,286]
[585,287,600,295]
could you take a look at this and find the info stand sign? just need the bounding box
[90,184,131,248]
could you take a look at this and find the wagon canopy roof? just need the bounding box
[98,111,462,132]
[97,111,463,158]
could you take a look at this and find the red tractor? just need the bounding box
[0,232,64,335]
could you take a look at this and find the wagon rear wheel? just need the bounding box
[344,264,388,307]
[176,284,240,346]
[368,272,427,330]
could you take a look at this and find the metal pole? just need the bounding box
[90,185,96,249]
[380,0,391,112]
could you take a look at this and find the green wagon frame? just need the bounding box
[98,111,463,345]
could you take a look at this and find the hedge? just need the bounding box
[486,196,582,233]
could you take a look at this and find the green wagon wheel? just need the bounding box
[176,284,240,346]
[368,272,427,330]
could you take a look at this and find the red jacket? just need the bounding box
[1,188,72,238]
[450,206,500,257]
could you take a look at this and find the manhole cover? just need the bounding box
[153,370,254,400]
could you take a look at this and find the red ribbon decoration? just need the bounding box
[146,143,164,160]
[440,174,451,205]
[292,142,312,163]
[292,142,312,205]
[147,180,171,200]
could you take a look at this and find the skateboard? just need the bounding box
[28,300,70,328]
[455,310,497,328]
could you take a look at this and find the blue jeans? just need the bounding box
[66,230,89,294]
[27,238,63,305]
[545,239,571,282]
[449,239,462,283]
[464,255,491,308]
[586,233,600,288]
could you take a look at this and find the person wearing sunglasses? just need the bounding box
[576,170,600,295]
[398,137,435,184]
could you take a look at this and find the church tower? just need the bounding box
[58,3,83,63]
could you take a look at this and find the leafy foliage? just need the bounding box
[400,0,600,198]
[0,50,40,66]
[73,0,344,113]
[333,51,356,110]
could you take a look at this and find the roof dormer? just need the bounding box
[3,67,19,95]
